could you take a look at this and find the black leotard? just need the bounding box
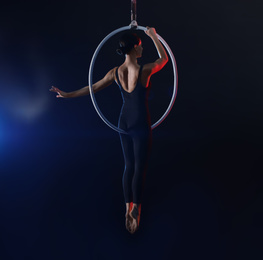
[115,65,152,204]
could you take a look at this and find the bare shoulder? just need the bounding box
[142,58,168,76]
[142,64,153,75]
[141,63,154,79]
[108,67,118,76]
[140,64,152,88]
[104,67,118,81]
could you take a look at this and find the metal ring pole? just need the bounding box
[88,25,178,134]
[151,33,178,130]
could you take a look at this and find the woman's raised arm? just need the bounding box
[49,68,117,98]
[144,27,168,75]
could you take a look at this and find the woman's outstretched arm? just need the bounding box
[144,27,168,75]
[49,68,116,98]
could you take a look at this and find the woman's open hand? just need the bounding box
[49,86,68,98]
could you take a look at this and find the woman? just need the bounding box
[50,27,168,234]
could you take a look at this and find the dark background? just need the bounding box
[0,0,262,259]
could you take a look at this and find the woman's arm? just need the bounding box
[144,27,168,75]
[49,68,116,98]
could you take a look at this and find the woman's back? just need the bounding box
[116,64,151,131]
[116,64,150,93]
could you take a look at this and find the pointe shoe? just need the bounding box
[130,206,139,219]
[129,207,140,233]
[125,213,132,232]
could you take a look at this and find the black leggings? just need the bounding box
[119,128,152,204]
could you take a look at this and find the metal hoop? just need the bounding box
[88,25,178,134]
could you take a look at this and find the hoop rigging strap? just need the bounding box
[131,0,137,28]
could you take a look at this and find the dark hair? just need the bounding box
[116,32,141,55]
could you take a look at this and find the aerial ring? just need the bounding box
[88,25,178,134]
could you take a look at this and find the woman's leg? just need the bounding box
[129,128,152,233]
[119,133,135,204]
[132,129,152,205]
[120,133,136,232]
